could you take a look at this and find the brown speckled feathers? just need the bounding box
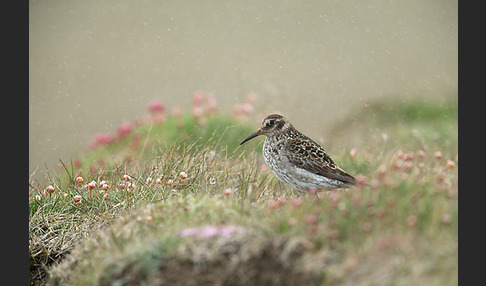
[240,114,356,191]
[286,132,356,186]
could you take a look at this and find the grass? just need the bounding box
[63,112,257,179]
[327,96,458,153]
[29,94,458,285]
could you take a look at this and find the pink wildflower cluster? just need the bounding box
[266,196,328,236]
[118,174,137,193]
[89,133,114,149]
[43,185,55,197]
[77,90,258,170]
[87,121,134,151]
[232,92,258,119]
[32,169,193,205]
[192,90,219,118]
[87,91,218,152]
[346,147,457,229]
[147,99,165,123]
[152,171,190,198]
[117,122,133,139]
[148,99,165,114]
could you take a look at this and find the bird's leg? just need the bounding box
[277,180,284,197]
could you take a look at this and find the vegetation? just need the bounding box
[29,92,458,285]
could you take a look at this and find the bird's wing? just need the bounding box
[286,136,356,186]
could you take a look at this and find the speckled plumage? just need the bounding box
[240,114,355,191]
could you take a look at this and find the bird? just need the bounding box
[240,114,355,192]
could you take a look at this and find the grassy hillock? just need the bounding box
[29,94,457,285]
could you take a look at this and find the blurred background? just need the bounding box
[29,0,457,180]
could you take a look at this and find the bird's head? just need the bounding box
[240,114,292,145]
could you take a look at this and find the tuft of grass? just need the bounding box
[327,96,458,155]
[30,95,457,286]
[49,196,336,286]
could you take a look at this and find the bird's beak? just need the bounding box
[240,128,263,145]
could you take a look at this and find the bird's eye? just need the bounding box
[269,119,275,125]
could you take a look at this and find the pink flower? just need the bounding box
[329,229,340,240]
[241,103,253,115]
[417,150,426,159]
[223,188,232,197]
[192,90,205,107]
[46,185,55,197]
[291,197,302,207]
[201,226,219,237]
[179,228,200,237]
[219,226,246,237]
[148,100,165,114]
[268,200,279,209]
[378,165,387,178]
[204,93,218,114]
[405,152,414,161]
[446,159,455,168]
[117,122,133,139]
[73,158,82,168]
[192,106,203,118]
[362,222,372,233]
[90,133,114,148]
[73,195,82,203]
[87,181,97,189]
[304,214,318,224]
[246,92,258,104]
[308,187,318,195]
[441,213,452,225]
[434,151,443,160]
[231,103,253,118]
[171,106,182,117]
[231,104,243,118]
[355,175,368,186]
[407,215,418,228]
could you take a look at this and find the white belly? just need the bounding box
[263,139,345,191]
